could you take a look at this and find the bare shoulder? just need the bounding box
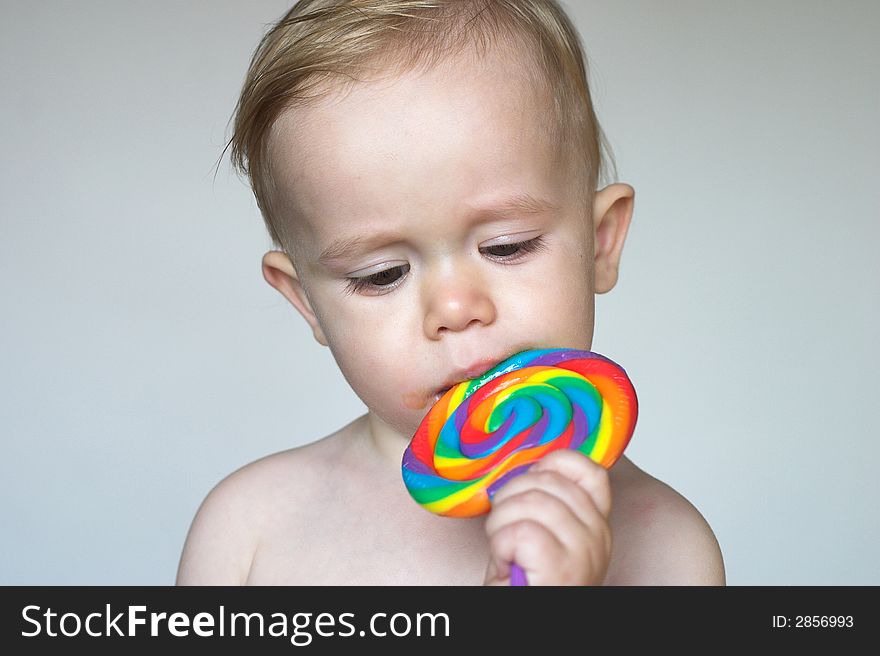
[605,456,726,586]
[175,427,350,585]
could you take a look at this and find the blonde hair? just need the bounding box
[227,0,615,253]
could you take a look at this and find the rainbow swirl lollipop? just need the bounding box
[402,348,638,519]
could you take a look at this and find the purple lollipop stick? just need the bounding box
[510,563,528,586]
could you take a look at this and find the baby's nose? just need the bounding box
[422,271,497,339]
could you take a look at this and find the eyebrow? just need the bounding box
[317,192,559,265]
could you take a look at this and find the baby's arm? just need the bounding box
[483,450,612,586]
[176,470,260,585]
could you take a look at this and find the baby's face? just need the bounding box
[268,50,599,437]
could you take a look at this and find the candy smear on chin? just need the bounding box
[401,389,437,410]
[401,347,638,585]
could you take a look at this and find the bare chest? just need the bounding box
[242,449,654,586]
[245,476,491,585]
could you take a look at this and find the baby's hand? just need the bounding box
[483,450,613,586]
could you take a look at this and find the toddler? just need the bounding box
[177,0,724,585]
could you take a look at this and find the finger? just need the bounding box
[487,518,565,584]
[486,488,609,568]
[490,468,596,527]
[529,449,612,517]
[483,555,505,586]
[486,482,605,552]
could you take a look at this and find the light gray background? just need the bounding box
[2,1,877,585]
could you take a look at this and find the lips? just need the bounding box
[432,355,510,398]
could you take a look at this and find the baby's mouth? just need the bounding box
[431,386,453,405]
[427,352,521,406]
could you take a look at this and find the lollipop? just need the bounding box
[401,348,637,585]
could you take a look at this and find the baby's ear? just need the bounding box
[261,251,329,346]
[592,183,635,294]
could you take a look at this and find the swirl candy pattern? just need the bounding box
[402,348,638,518]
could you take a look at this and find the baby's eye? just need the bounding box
[480,235,547,261]
[344,264,410,296]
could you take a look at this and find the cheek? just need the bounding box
[328,340,411,409]
[553,233,594,304]
[321,298,415,359]
[319,309,421,401]
[329,342,425,435]
[502,249,594,342]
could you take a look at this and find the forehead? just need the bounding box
[267,48,572,248]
